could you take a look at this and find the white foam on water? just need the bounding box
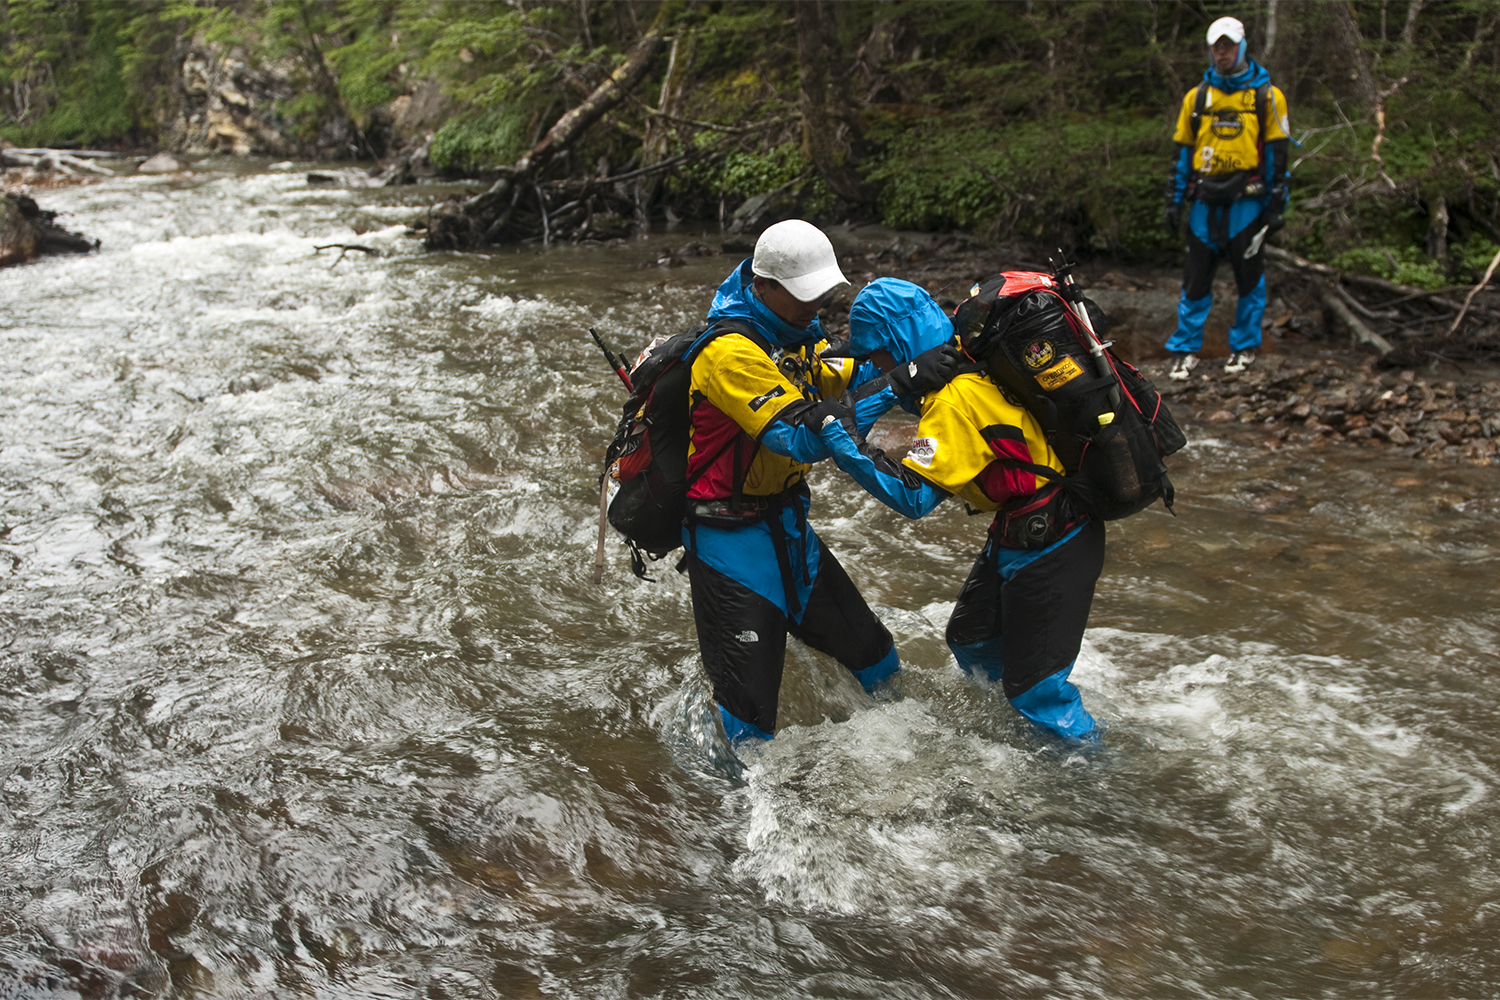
[730,698,1029,918]
[461,293,573,332]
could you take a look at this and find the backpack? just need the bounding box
[601,318,767,579]
[951,266,1186,522]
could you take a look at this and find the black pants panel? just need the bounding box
[1183,205,1268,301]
[687,547,894,734]
[946,518,1106,700]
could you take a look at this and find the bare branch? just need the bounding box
[1318,280,1394,355]
[1447,245,1500,334]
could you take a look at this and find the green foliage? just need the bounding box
[710,144,811,199]
[865,110,1167,252]
[1,0,138,146]
[1331,245,1449,290]
[429,106,532,173]
[5,0,1500,270]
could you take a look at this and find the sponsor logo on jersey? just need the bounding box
[907,436,938,468]
[747,385,786,411]
[1211,109,1244,139]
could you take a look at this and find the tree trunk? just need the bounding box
[1401,0,1426,46]
[433,14,671,249]
[636,30,693,229]
[1427,194,1449,261]
[1332,2,1378,111]
[795,0,867,204]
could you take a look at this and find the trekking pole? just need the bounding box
[590,328,633,392]
[1050,250,1122,413]
[593,472,611,586]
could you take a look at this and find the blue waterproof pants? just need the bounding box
[946,518,1105,739]
[1166,198,1270,355]
[683,493,898,742]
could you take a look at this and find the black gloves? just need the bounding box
[804,398,853,433]
[1164,202,1182,237]
[887,343,963,399]
[1266,185,1288,235]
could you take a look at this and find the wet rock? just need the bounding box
[138,152,187,174]
[1,192,97,265]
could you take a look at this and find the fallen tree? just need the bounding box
[1266,245,1500,366]
[422,14,670,250]
[1,147,115,177]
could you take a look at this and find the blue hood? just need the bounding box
[1205,57,1269,94]
[847,278,954,364]
[707,258,825,349]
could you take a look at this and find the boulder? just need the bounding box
[0,193,97,266]
[1,194,40,266]
[138,152,187,174]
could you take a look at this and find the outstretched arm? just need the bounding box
[762,344,964,463]
[814,407,950,520]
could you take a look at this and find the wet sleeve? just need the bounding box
[816,413,950,520]
[1170,144,1193,204]
[760,411,831,463]
[1265,139,1288,190]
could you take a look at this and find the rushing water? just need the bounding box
[2,161,1498,999]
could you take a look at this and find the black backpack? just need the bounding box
[952,264,1186,522]
[601,319,767,578]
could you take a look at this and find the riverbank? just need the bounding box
[816,239,1500,468]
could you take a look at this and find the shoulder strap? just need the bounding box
[682,317,779,511]
[1189,81,1210,140]
[685,317,774,364]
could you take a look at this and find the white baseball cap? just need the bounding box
[751,219,850,303]
[1206,16,1245,45]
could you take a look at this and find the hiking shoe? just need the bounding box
[1167,353,1198,380]
[1224,350,1256,374]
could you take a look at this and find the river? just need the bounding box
[2,161,1498,999]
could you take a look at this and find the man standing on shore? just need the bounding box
[1164,15,1290,380]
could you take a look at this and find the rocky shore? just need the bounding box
[811,239,1500,468]
[1156,353,1499,466]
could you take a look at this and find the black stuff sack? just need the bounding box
[952,270,1186,521]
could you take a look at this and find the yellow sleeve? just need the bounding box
[1265,85,1290,142]
[815,354,857,398]
[691,334,805,438]
[1172,87,1199,146]
[899,391,997,495]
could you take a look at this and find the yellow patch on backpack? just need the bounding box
[1035,356,1084,391]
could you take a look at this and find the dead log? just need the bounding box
[434,17,669,250]
[1318,280,1394,356]
[1266,245,1500,319]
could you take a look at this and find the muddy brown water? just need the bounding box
[2,162,1498,998]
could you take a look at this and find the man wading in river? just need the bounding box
[682,220,960,744]
[1164,15,1291,380]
